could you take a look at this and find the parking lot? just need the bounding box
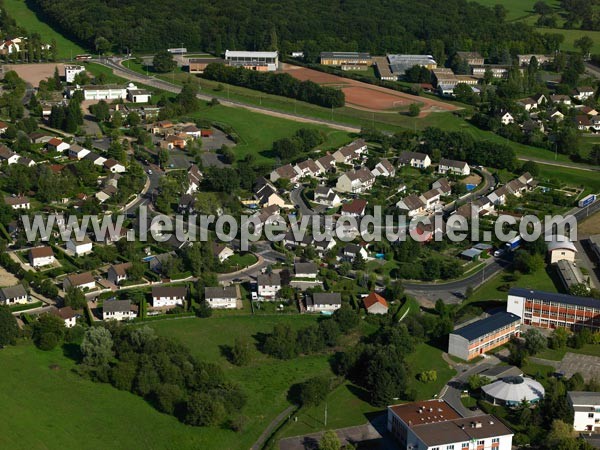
[557,353,600,381]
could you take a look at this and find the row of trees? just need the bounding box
[271,128,325,161]
[203,64,344,108]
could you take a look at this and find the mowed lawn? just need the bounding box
[3,0,86,59]
[535,28,600,53]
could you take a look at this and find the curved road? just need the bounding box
[97,57,361,133]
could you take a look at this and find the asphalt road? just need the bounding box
[96,57,361,133]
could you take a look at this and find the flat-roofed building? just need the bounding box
[319,52,372,69]
[507,287,600,331]
[224,50,278,71]
[187,58,225,74]
[448,312,521,361]
[387,399,513,450]
[568,391,600,432]
[555,259,587,292]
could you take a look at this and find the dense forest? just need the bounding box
[30,0,557,59]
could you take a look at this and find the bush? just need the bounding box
[37,332,59,351]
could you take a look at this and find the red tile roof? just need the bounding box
[363,292,388,309]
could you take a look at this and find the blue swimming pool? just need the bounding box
[466,183,476,191]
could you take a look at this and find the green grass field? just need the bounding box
[405,343,457,400]
[537,163,600,195]
[468,265,559,304]
[3,0,86,59]
[0,316,343,450]
[535,28,600,53]
[536,343,600,361]
[188,103,353,164]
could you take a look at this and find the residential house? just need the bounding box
[294,159,323,178]
[151,286,187,308]
[5,196,30,210]
[363,292,388,315]
[339,243,369,262]
[448,312,521,360]
[270,163,301,183]
[28,246,55,267]
[432,178,452,196]
[147,252,173,273]
[306,292,342,312]
[438,158,470,176]
[387,400,513,450]
[283,231,313,249]
[316,154,336,172]
[0,146,19,165]
[204,286,239,309]
[18,157,35,167]
[574,87,595,101]
[254,178,287,208]
[419,188,442,210]
[516,98,537,111]
[551,94,572,105]
[107,262,132,285]
[549,109,565,121]
[102,299,137,321]
[186,164,203,195]
[46,138,70,153]
[83,151,106,166]
[66,236,93,256]
[371,158,395,177]
[294,262,318,279]
[498,111,514,125]
[313,185,341,207]
[340,198,368,217]
[63,272,96,291]
[313,238,336,257]
[68,144,90,160]
[568,391,600,432]
[335,167,375,193]
[332,139,367,164]
[257,272,281,299]
[574,115,592,131]
[96,185,117,203]
[0,284,28,305]
[396,194,426,217]
[104,159,126,173]
[212,242,234,262]
[397,151,431,169]
[51,306,78,328]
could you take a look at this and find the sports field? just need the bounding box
[283,64,460,114]
[3,0,86,59]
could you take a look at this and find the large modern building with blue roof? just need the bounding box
[507,288,600,331]
[448,312,521,361]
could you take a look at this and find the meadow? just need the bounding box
[4,0,86,59]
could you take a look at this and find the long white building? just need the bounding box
[224,50,279,71]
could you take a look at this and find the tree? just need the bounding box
[0,305,18,346]
[158,149,170,169]
[574,36,594,59]
[319,430,340,450]
[408,103,421,117]
[127,111,141,127]
[533,1,552,16]
[295,376,331,407]
[153,50,177,73]
[523,328,547,355]
[185,392,225,426]
[94,36,111,55]
[230,336,252,366]
[521,160,540,177]
[333,305,359,332]
[91,100,110,122]
[468,374,491,390]
[194,299,212,318]
[64,286,87,309]
[549,327,569,349]
[80,327,114,367]
[33,314,65,350]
